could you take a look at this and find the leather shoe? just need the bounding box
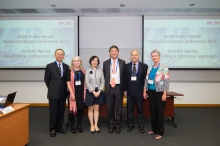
[115,127,121,133]
[71,126,77,134]
[50,130,56,137]
[127,125,134,132]
[57,128,67,134]
[108,127,114,133]
[139,126,145,133]
[77,125,83,133]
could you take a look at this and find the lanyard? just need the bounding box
[149,63,160,79]
[73,69,81,81]
[110,59,118,73]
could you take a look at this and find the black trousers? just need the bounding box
[70,109,83,127]
[49,98,66,131]
[148,90,166,136]
[106,85,123,128]
[127,96,144,127]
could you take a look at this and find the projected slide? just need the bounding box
[143,19,220,69]
[0,17,78,68]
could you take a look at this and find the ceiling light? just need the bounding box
[119,4,125,7]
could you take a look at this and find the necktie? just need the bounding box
[58,63,61,76]
[111,60,116,88]
[132,63,136,76]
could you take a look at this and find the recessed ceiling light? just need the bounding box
[119,4,125,7]
[51,5,56,8]
[189,4,195,6]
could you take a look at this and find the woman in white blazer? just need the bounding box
[85,56,105,134]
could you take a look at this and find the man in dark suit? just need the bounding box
[44,49,69,137]
[124,50,148,133]
[103,45,125,134]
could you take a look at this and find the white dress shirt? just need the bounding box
[110,58,120,84]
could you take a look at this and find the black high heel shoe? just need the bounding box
[90,126,95,134]
[95,128,101,133]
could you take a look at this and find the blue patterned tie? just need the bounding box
[132,63,136,76]
[58,63,61,76]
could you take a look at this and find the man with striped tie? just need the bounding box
[44,49,69,137]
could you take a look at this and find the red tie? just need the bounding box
[111,60,116,88]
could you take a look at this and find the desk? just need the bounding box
[0,104,29,146]
[134,91,183,128]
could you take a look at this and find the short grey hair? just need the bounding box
[130,50,139,56]
[151,49,161,56]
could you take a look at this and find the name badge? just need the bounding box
[131,76,137,81]
[0,106,14,114]
[75,81,81,86]
[148,80,153,84]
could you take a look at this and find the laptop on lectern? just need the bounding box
[0,92,16,108]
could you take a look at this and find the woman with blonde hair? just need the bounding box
[67,56,86,134]
[144,49,170,140]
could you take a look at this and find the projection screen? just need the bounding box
[143,16,220,69]
[0,16,78,68]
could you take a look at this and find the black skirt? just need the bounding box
[85,89,106,106]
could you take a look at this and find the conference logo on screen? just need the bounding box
[58,21,72,26]
[206,21,220,25]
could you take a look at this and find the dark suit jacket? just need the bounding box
[124,62,148,97]
[103,58,125,96]
[44,61,69,100]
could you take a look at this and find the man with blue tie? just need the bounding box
[44,49,69,137]
[124,50,148,133]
